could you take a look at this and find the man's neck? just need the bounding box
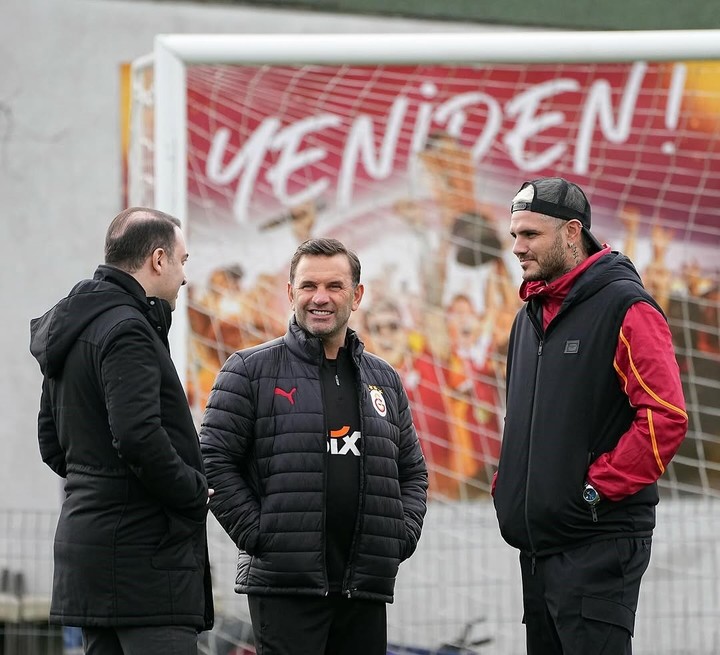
[322,331,348,360]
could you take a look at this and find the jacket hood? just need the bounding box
[565,250,644,306]
[29,265,160,378]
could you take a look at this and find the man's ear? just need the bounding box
[150,247,165,274]
[565,220,583,243]
[352,283,364,311]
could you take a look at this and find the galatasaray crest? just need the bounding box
[369,385,387,417]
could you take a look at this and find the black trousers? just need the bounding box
[520,537,652,655]
[247,594,387,655]
[82,625,198,654]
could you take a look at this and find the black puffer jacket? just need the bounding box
[29,266,213,630]
[200,318,428,603]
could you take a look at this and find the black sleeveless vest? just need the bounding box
[494,253,662,556]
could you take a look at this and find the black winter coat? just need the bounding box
[200,318,428,603]
[29,265,213,630]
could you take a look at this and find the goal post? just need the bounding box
[137,29,720,481]
[129,29,720,652]
[137,27,720,493]
[147,29,720,379]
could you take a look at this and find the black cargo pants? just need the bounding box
[520,537,652,655]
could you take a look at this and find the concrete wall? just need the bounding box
[0,0,498,513]
[232,0,720,30]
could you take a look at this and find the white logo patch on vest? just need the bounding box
[369,385,387,417]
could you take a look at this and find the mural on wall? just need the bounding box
[126,60,720,501]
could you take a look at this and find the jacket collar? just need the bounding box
[95,265,172,345]
[284,315,364,365]
[519,246,611,304]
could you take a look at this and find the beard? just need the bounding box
[524,232,573,283]
[297,304,352,341]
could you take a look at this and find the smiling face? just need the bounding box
[510,211,574,283]
[288,253,364,357]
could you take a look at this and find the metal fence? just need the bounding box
[3,498,719,654]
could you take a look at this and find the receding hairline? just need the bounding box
[108,207,181,236]
[104,207,184,271]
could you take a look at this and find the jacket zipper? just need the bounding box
[342,358,366,599]
[320,353,330,596]
[524,307,544,573]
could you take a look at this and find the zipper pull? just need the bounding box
[591,506,598,523]
[531,555,536,575]
[538,342,543,356]
[335,374,340,386]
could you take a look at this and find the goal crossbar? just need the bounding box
[156,30,720,65]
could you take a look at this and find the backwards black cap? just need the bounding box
[511,177,603,254]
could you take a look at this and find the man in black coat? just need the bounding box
[200,238,428,655]
[30,207,214,654]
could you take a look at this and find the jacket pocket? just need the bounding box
[240,522,262,556]
[151,511,203,570]
[400,529,418,562]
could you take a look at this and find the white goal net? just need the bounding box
[128,32,720,653]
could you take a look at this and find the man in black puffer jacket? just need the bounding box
[30,208,213,654]
[200,238,428,655]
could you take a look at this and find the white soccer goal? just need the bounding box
[129,30,720,654]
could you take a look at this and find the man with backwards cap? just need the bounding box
[492,178,688,654]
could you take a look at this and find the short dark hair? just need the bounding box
[105,207,181,272]
[289,238,361,287]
